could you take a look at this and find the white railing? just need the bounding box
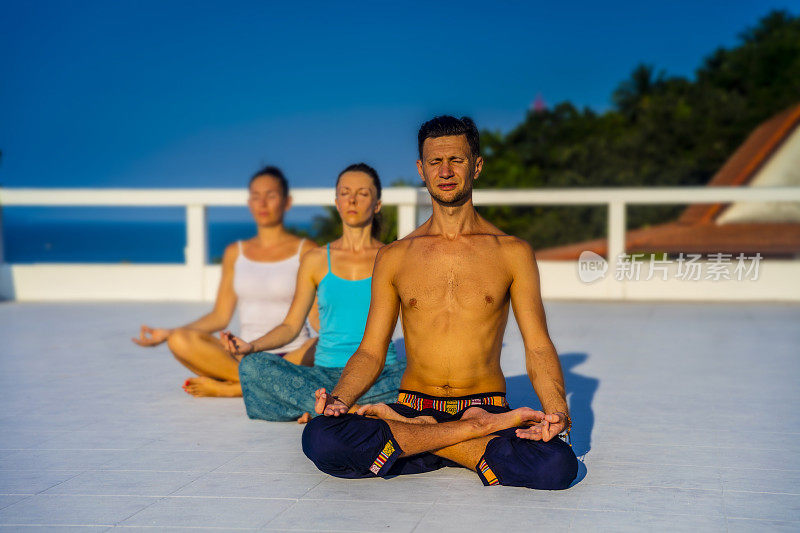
[0,187,423,267]
[1,186,800,301]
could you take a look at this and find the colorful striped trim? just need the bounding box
[397,392,508,414]
[477,458,499,486]
[369,440,396,475]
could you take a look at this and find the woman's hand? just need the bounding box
[132,325,171,347]
[220,331,253,358]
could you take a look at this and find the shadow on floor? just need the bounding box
[505,352,598,484]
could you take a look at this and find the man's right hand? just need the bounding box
[314,388,349,417]
[132,325,171,347]
[221,331,253,358]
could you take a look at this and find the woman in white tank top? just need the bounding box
[132,166,318,397]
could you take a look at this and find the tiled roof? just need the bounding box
[536,103,800,260]
[679,102,800,224]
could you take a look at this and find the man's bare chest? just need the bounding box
[395,252,510,311]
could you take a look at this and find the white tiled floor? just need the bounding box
[0,300,799,532]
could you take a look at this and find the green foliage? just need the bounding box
[478,10,800,249]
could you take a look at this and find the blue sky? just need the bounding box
[2,0,798,198]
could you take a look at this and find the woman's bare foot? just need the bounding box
[297,412,311,424]
[460,406,545,433]
[182,377,242,397]
[356,403,437,424]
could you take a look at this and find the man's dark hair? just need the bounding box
[249,165,289,198]
[337,162,383,240]
[417,115,480,159]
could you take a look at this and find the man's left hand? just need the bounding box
[515,412,566,442]
[314,388,349,417]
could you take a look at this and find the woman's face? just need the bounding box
[248,175,289,227]
[335,171,381,229]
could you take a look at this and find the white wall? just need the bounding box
[3,259,799,302]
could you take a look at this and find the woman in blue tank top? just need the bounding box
[315,242,398,367]
[223,163,404,422]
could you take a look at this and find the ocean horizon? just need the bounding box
[3,219,316,264]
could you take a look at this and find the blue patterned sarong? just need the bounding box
[239,352,406,422]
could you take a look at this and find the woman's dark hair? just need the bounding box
[417,115,480,159]
[336,162,383,240]
[249,165,289,198]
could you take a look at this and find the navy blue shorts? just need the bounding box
[302,390,578,490]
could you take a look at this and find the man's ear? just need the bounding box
[416,159,425,182]
[473,156,484,181]
[284,195,293,212]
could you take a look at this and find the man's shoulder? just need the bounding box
[470,217,529,251]
[498,235,536,261]
[375,239,409,263]
[496,234,534,254]
[496,236,538,276]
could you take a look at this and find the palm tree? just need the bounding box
[612,64,666,118]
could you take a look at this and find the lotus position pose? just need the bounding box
[132,166,317,397]
[223,163,405,423]
[301,116,578,489]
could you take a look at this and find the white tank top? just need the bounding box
[233,239,311,353]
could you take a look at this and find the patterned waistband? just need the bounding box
[397,390,509,414]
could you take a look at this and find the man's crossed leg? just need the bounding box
[302,391,577,490]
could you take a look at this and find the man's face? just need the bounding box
[416,135,482,205]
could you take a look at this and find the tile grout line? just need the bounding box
[725,517,800,524]
[0,494,34,513]
[110,525,258,531]
[111,495,168,527]
[208,449,249,474]
[257,497,301,530]
[409,493,439,532]
[258,473,329,529]
[407,474,465,532]
[0,523,113,529]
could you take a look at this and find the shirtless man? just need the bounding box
[301,116,577,489]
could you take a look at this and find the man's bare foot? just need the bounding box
[297,412,311,424]
[460,406,545,434]
[357,403,437,424]
[182,377,242,397]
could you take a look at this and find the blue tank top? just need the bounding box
[315,244,398,368]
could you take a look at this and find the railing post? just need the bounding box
[396,190,418,238]
[186,204,207,300]
[608,200,626,298]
